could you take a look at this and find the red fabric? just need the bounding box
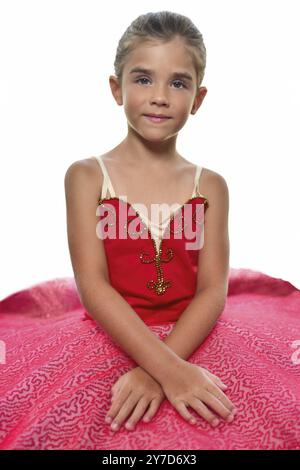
[88,196,207,325]
[0,268,299,450]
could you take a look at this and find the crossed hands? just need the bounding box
[105,362,237,432]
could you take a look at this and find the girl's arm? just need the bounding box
[162,172,230,360]
[64,160,184,385]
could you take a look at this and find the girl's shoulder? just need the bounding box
[64,156,106,198]
[200,168,228,202]
[187,162,227,202]
[176,156,226,190]
[199,168,229,215]
[73,153,109,183]
[200,167,227,187]
[85,152,115,173]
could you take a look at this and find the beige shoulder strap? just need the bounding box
[192,165,206,197]
[93,156,116,199]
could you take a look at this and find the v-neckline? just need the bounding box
[96,156,208,251]
[99,194,207,253]
[118,193,196,227]
[99,157,201,219]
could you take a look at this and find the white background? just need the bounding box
[0,0,299,299]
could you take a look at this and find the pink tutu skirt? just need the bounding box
[0,268,299,450]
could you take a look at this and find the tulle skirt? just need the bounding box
[0,268,299,450]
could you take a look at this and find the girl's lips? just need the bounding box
[144,115,171,123]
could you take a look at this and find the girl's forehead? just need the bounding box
[124,40,195,74]
[131,37,187,54]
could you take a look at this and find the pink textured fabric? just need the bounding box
[0,268,299,450]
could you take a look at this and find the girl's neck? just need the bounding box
[111,137,183,170]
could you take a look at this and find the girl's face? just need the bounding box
[110,36,207,142]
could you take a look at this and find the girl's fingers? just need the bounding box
[202,390,235,422]
[124,397,151,430]
[212,381,227,391]
[106,389,131,427]
[111,382,120,397]
[208,386,236,414]
[109,393,137,431]
[142,398,161,423]
[175,398,219,427]
[188,397,221,427]
[205,371,228,389]
[172,399,197,424]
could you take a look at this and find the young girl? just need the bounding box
[1,10,299,451]
[65,10,235,433]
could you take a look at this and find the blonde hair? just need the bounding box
[113,11,206,89]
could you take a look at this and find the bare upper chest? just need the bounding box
[95,154,202,214]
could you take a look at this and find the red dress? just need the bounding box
[83,156,209,326]
[0,156,299,450]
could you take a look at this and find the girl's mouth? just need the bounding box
[144,115,171,123]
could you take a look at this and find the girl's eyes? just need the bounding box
[134,77,187,89]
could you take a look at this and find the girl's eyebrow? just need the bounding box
[129,67,193,81]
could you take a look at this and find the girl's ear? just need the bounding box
[191,87,208,114]
[109,75,123,106]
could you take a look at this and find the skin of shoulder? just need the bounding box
[64,158,110,303]
[195,168,230,305]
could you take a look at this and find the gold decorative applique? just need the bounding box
[140,245,174,295]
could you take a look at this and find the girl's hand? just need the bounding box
[161,361,237,428]
[105,366,165,432]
